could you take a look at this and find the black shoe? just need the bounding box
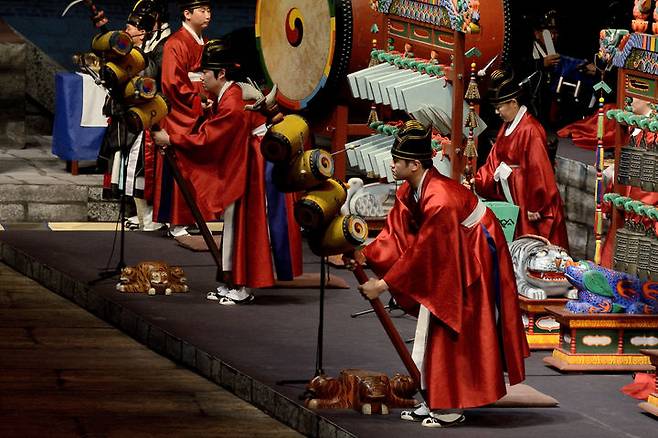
[400,404,430,422]
[421,413,465,428]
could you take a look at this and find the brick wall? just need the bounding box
[1,0,255,70]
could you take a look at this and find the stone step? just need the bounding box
[0,184,119,223]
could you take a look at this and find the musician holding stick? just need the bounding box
[152,39,302,305]
[353,121,528,428]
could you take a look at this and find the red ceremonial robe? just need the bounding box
[475,111,570,250]
[169,83,302,288]
[363,169,529,409]
[154,26,205,225]
[557,104,626,151]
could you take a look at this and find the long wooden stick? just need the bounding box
[349,263,423,396]
[161,146,223,278]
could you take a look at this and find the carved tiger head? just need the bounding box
[119,267,138,284]
[148,268,169,285]
[390,374,416,399]
[306,375,341,399]
[509,235,573,297]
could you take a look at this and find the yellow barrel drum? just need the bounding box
[260,114,311,162]
[309,214,369,257]
[272,148,334,192]
[295,178,347,230]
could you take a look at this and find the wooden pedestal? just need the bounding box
[543,306,658,372]
[519,296,568,350]
[638,349,658,417]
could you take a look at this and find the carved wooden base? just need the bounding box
[639,395,658,417]
[638,350,658,418]
[519,297,567,350]
[305,369,416,415]
[543,306,658,372]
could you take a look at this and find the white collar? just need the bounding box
[182,21,204,46]
[216,81,234,104]
[144,23,171,53]
[504,105,527,136]
[413,169,429,202]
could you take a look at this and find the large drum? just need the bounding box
[255,0,380,111]
[255,0,513,111]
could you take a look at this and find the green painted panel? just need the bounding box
[623,330,658,354]
[409,24,432,44]
[533,314,560,334]
[626,74,656,100]
[433,29,453,52]
[389,20,409,38]
[575,329,618,354]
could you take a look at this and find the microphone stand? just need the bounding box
[276,256,328,388]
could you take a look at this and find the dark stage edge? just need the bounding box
[1,231,657,438]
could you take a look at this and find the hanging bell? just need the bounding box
[637,234,654,281]
[640,150,658,192]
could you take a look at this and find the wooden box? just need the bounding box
[519,296,568,350]
[543,306,658,371]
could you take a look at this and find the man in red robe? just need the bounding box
[153,0,211,236]
[475,69,570,250]
[153,39,303,304]
[357,121,529,427]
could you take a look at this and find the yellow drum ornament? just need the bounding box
[273,148,334,192]
[261,114,311,162]
[91,30,133,58]
[309,214,369,257]
[127,93,170,133]
[102,47,147,89]
[295,178,347,230]
[123,76,158,104]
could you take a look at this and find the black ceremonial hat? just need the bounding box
[488,68,523,106]
[539,9,558,30]
[127,0,166,30]
[201,39,239,70]
[391,120,433,161]
[177,0,211,11]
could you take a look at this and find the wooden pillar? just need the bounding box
[570,328,577,354]
[617,329,625,354]
[331,105,348,181]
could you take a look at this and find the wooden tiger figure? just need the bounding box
[116,261,189,295]
[305,369,416,415]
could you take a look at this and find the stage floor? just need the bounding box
[0,230,656,437]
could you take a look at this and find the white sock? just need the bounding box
[170,226,189,237]
[216,285,231,296]
[414,403,430,416]
[430,410,463,421]
[227,286,251,301]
